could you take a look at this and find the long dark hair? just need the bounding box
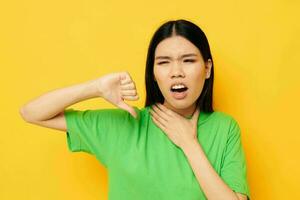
[144,19,214,113]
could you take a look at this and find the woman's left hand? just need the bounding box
[150,103,200,149]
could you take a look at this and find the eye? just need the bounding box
[184,59,195,63]
[157,61,168,65]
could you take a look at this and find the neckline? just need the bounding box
[142,106,214,125]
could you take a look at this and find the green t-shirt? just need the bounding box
[64,105,251,200]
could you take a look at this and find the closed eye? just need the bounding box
[157,61,168,65]
[157,59,195,65]
[184,59,195,63]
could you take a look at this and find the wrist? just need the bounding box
[181,139,200,154]
[82,79,102,99]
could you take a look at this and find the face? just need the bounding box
[153,35,212,117]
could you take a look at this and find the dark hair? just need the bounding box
[144,19,214,113]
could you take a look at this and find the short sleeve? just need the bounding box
[64,107,140,168]
[220,119,251,200]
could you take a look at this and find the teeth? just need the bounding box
[171,84,186,89]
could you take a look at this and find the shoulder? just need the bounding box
[207,110,241,137]
[207,110,239,125]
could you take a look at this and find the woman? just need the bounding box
[20,19,250,200]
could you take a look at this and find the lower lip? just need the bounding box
[171,89,188,100]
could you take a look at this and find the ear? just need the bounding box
[205,59,212,79]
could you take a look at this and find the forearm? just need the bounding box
[182,140,239,200]
[20,78,100,121]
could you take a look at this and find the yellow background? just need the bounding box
[1,0,299,199]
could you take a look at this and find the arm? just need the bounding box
[19,78,100,122]
[148,104,249,200]
[20,71,140,130]
[182,140,245,200]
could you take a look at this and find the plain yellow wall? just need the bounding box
[1,0,299,199]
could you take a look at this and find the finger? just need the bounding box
[152,104,170,121]
[120,77,132,85]
[120,82,135,90]
[155,103,174,118]
[119,72,132,84]
[119,72,127,81]
[121,89,138,96]
[124,71,133,81]
[122,95,139,101]
[120,71,134,85]
[150,107,168,127]
[150,112,167,132]
[117,101,137,118]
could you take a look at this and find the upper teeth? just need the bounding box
[172,84,186,89]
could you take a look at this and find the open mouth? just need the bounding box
[169,83,189,100]
[170,87,188,92]
[170,86,188,100]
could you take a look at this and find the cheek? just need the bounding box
[153,66,159,79]
[191,64,205,75]
[153,66,166,82]
[190,72,206,91]
[153,67,163,87]
[193,65,206,79]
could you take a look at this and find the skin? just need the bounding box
[150,36,247,200]
[153,35,212,118]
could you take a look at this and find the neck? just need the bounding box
[163,101,197,118]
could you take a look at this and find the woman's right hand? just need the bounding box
[95,71,139,118]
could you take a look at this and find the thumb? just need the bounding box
[117,100,137,119]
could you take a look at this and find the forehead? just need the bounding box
[154,36,200,57]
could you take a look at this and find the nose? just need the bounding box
[170,62,185,78]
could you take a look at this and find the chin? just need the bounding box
[164,98,194,110]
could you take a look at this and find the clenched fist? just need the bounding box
[95,71,139,118]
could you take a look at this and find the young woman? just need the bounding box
[20,19,250,200]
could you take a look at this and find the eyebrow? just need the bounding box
[155,53,197,60]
